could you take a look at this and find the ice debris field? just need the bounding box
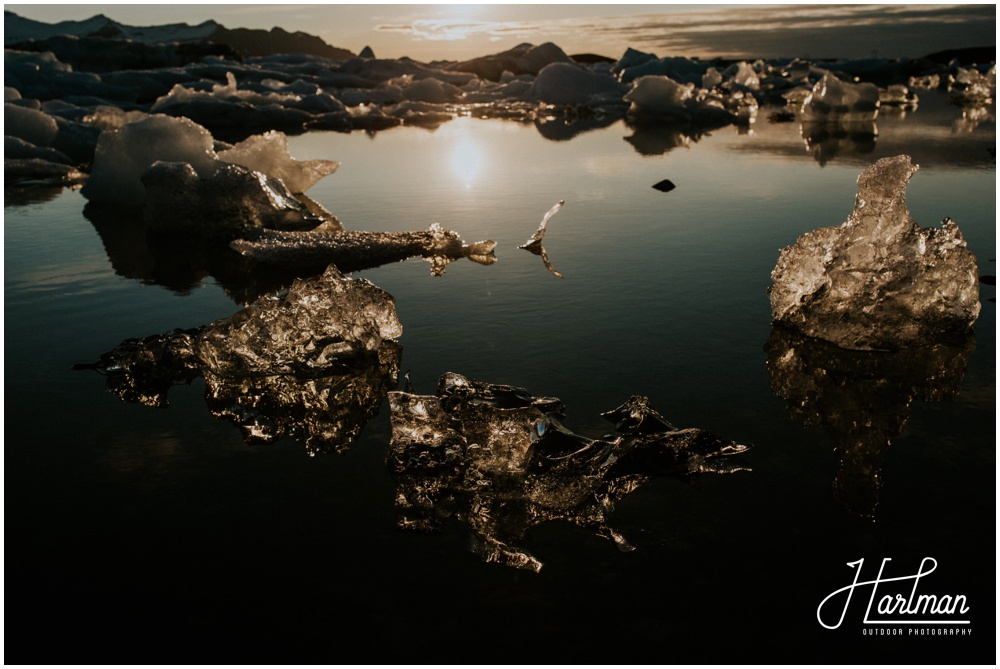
[8,12,993,570]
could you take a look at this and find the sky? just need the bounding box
[6,3,997,61]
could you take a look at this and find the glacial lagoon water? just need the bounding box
[5,91,995,663]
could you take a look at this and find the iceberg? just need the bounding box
[75,265,401,453]
[770,155,980,350]
[80,115,342,237]
[947,65,996,108]
[81,114,218,205]
[525,62,627,106]
[141,160,330,239]
[800,73,879,122]
[388,373,750,571]
[4,102,59,146]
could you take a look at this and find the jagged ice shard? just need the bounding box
[770,155,980,350]
[80,115,340,237]
[232,223,498,277]
[76,266,401,454]
[387,373,751,572]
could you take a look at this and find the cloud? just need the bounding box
[375,18,539,42]
[575,4,997,58]
[378,4,996,59]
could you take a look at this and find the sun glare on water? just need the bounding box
[447,122,485,190]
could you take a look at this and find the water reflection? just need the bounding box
[623,121,721,156]
[82,203,493,304]
[799,121,878,166]
[75,266,402,454]
[533,111,620,141]
[388,373,751,571]
[765,326,975,519]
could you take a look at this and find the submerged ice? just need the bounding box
[388,373,751,571]
[770,155,980,350]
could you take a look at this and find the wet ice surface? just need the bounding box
[388,374,750,572]
[77,266,401,453]
[770,155,981,350]
[4,23,996,664]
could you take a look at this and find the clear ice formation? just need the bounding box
[947,65,996,108]
[79,115,341,237]
[76,265,401,453]
[769,155,980,350]
[217,130,340,194]
[388,373,751,571]
[81,114,219,205]
[518,200,566,278]
[197,265,401,376]
[232,223,498,277]
[766,325,974,519]
[81,115,338,205]
[142,161,328,240]
[800,74,880,123]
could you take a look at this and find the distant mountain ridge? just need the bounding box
[3,10,355,60]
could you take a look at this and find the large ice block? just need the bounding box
[388,373,750,571]
[770,155,980,350]
[76,266,402,453]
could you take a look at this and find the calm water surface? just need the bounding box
[6,91,995,663]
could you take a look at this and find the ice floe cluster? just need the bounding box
[6,8,996,191]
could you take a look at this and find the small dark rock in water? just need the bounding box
[768,110,796,123]
[652,179,676,192]
[980,275,996,285]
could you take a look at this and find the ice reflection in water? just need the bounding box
[765,326,975,519]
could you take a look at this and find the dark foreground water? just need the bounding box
[5,92,996,663]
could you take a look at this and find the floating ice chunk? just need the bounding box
[526,62,627,105]
[5,157,86,187]
[519,200,566,278]
[151,72,287,111]
[400,76,463,103]
[770,155,980,350]
[81,105,150,131]
[218,130,339,194]
[878,84,917,109]
[624,75,739,123]
[701,67,722,89]
[198,265,401,376]
[75,266,401,454]
[723,61,760,89]
[81,114,218,205]
[388,373,750,571]
[947,65,995,107]
[800,73,879,122]
[233,223,497,277]
[624,75,694,120]
[5,134,72,164]
[4,103,58,146]
[142,161,328,239]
